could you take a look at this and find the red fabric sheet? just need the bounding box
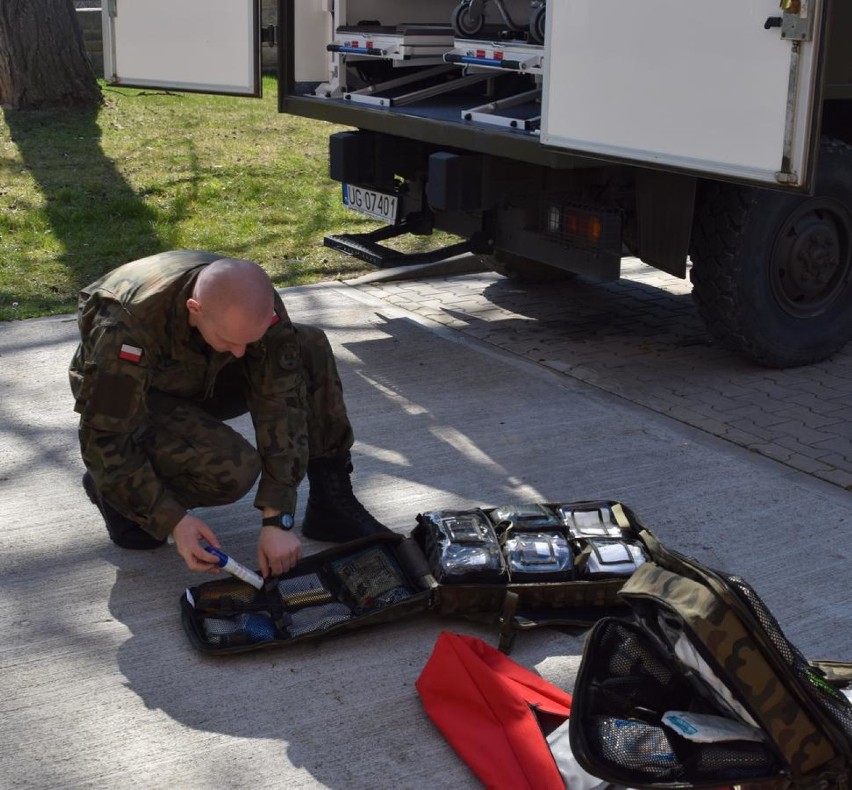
[416,632,572,790]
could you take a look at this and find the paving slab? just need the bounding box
[1,280,851,790]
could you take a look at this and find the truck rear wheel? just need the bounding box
[689,138,852,368]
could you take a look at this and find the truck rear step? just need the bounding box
[324,220,489,268]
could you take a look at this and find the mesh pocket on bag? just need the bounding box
[202,612,277,646]
[693,740,778,781]
[723,574,852,740]
[589,716,683,780]
[284,603,352,638]
[594,676,683,717]
[277,572,335,608]
[599,620,673,687]
[587,715,778,783]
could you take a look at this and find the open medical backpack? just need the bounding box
[180,499,650,654]
[568,531,852,789]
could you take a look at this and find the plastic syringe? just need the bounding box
[205,547,264,590]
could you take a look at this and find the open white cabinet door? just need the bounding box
[541,0,827,189]
[102,0,262,96]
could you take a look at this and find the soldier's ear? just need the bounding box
[186,297,201,316]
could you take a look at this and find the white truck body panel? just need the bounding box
[102,0,260,95]
[102,0,335,91]
[541,0,824,187]
[291,0,333,83]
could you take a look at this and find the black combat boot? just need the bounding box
[82,472,166,550]
[301,452,392,542]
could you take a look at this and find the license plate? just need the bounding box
[342,184,399,224]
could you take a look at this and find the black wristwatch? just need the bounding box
[262,513,294,530]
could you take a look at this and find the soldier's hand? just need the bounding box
[173,514,222,572]
[258,526,303,578]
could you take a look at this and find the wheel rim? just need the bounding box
[453,2,484,37]
[459,10,482,36]
[770,197,852,318]
[533,7,545,42]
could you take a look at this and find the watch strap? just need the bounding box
[262,513,294,530]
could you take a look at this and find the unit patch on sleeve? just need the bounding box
[86,371,145,421]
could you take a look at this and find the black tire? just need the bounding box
[689,138,852,368]
[490,249,576,283]
[529,5,546,44]
[451,2,486,39]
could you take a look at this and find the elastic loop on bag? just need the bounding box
[498,590,520,653]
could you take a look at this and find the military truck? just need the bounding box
[103,0,852,368]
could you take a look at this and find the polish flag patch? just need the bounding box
[119,344,143,363]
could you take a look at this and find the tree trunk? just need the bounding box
[0,0,101,109]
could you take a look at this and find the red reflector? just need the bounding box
[561,210,603,243]
[476,49,486,58]
[495,51,504,60]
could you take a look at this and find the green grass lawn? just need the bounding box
[0,77,436,321]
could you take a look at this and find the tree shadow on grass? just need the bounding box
[3,103,166,315]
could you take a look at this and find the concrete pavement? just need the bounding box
[1,278,851,789]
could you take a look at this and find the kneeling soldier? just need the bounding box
[69,250,389,577]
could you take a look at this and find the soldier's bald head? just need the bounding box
[187,258,275,358]
[194,258,272,315]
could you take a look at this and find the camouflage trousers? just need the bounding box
[141,323,354,514]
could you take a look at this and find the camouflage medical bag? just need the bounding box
[568,531,852,789]
[180,499,652,655]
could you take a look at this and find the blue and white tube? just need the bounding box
[205,547,264,590]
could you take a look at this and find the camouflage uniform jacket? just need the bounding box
[69,251,307,537]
